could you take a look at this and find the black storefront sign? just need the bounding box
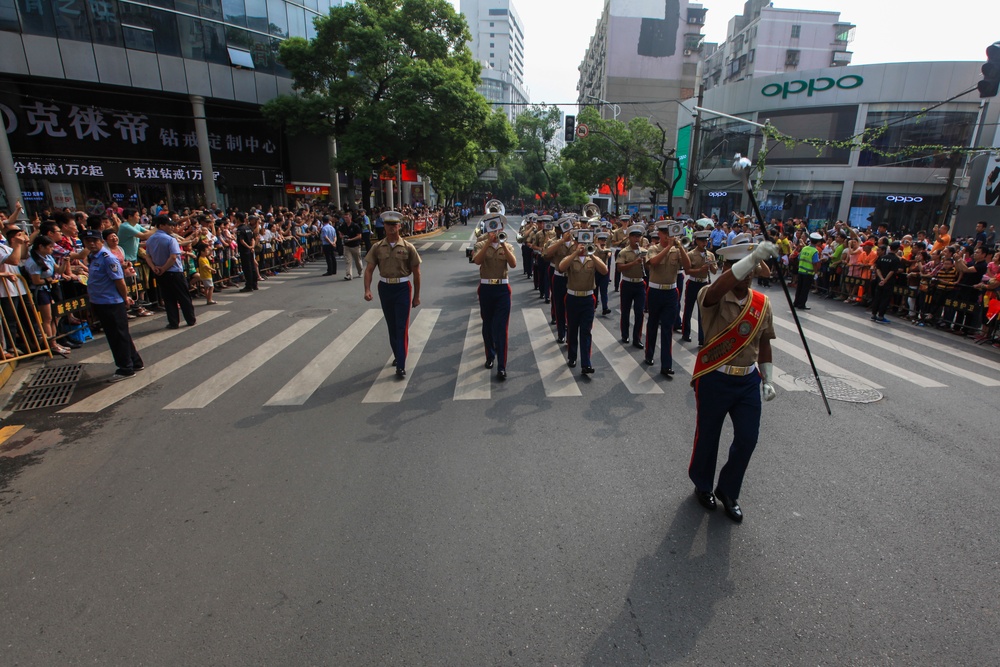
[13,155,283,188]
[0,79,284,171]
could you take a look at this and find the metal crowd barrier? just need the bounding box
[0,274,52,363]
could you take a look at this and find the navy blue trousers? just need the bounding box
[566,294,596,367]
[619,280,645,342]
[645,286,677,371]
[536,255,549,299]
[682,280,707,344]
[521,245,533,277]
[596,273,610,311]
[479,283,511,370]
[689,369,762,499]
[378,281,411,370]
[551,273,567,338]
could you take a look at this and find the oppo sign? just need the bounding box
[886,195,923,203]
[762,75,863,99]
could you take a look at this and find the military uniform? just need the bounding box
[564,253,600,372]
[474,224,515,379]
[545,233,574,341]
[610,223,627,291]
[365,234,421,374]
[683,232,716,344]
[643,236,685,373]
[593,234,613,314]
[618,227,647,346]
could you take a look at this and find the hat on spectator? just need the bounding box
[381,211,403,224]
[862,239,875,247]
[81,229,102,241]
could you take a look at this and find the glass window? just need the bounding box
[227,45,254,68]
[286,3,305,38]
[199,0,222,20]
[699,117,753,173]
[860,110,978,168]
[123,25,155,51]
[17,0,57,36]
[266,0,285,36]
[178,16,226,63]
[153,11,181,55]
[174,0,198,14]
[303,0,317,11]
[767,106,857,165]
[790,24,800,38]
[270,36,287,77]
[225,24,251,48]
[201,20,227,63]
[51,0,91,40]
[221,0,246,27]
[0,0,18,31]
[87,0,123,46]
[305,12,316,40]
[243,0,265,31]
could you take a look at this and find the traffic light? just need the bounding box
[565,115,576,143]
[648,190,657,203]
[979,42,1000,98]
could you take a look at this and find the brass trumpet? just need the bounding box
[680,236,694,251]
[585,244,596,256]
[497,231,507,243]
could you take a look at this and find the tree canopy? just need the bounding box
[262,0,514,202]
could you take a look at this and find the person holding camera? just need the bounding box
[472,213,516,381]
[643,221,691,377]
[557,230,608,375]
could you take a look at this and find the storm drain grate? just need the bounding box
[11,364,83,411]
[795,375,883,404]
[26,364,83,387]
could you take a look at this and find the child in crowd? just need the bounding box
[192,243,218,305]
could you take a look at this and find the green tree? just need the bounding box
[506,105,588,209]
[262,0,511,207]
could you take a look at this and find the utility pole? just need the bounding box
[686,63,705,211]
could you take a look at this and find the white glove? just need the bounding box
[760,362,776,402]
[731,241,779,281]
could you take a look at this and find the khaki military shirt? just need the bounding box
[566,255,598,292]
[686,248,717,283]
[610,228,627,248]
[617,245,646,280]
[475,241,514,280]
[365,238,421,278]
[547,239,573,268]
[645,244,684,285]
[697,289,775,367]
[593,246,612,264]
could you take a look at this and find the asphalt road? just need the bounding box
[0,217,997,665]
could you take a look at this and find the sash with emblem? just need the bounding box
[691,290,769,384]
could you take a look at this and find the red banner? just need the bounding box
[379,162,419,182]
[414,218,426,233]
[598,177,628,196]
[285,183,329,196]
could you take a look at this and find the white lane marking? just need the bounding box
[454,308,491,401]
[165,317,326,409]
[771,317,946,388]
[61,310,282,413]
[363,309,441,403]
[198,300,232,306]
[592,320,662,394]
[830,310,1000,377]
[522,308,581,398]
[782,312,1000,387]
[769,337,885,389]
[438,242,453,252]
[82,310,228,365]
[460,243,471,252]
[227,285,271,297]
[265,309,383,406]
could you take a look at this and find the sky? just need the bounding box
[449,0,998,111]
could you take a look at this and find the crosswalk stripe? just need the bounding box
[199,300,231,306]
[454,309,490,400]
[769,337,884,389]
[164,316,326,409]
[829,311,1000,376]
[82,310,229,365]
[460,243,471,252]
[363,309,441,403]
[61,310,283,413]
[227,286,271,297]
[592,320,663,394]
[265,309,383,406]
[438,242,453,252]
[770,317,945,387]
[790,312,1000,387]
[522,308,581,397]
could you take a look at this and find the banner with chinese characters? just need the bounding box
[0,79,284,170]
[285,184,330,196]
[11,156,282,188]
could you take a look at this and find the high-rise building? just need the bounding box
[0,0,351,213]
[700,0,855,92]
[460,0,529,123]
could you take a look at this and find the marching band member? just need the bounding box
[472,213,516,381]
[617,224,648,346]
[557,230,608,374]
[543,218,575,343]
[643,221,691,377]
[531,216,553,303]
[688,237,779,523]
[593,232,613,315]
[681,230,718,345]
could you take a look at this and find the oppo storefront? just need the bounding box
[693,62,998,235]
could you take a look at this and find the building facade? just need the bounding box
[0,0,349,215]
[701,0,855,92]
[687,61,998,236]
[460,0,529,123]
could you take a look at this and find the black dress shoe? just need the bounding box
[395,368,406,379]
[544,298,550,304]
[239,288,253,293]
[673,326,683,333]
[715,489,743,523]
[681,336,692,342]
[621,337,630,344]
[632,342,644,350]
[556,337,565,344]
[643,358,654,366]
[661,368,674,377]
[567,359,576,368]
[485,359,494,369]
[165,323,179,330]
[602,309,612,315]
[581,366,595,374]
[694,489,717,511]
[497,369,506,381]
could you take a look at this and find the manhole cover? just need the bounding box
[11,364,83,411]
[795,375,883,404]
[289,308,333,318]
[27,364,83,387]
